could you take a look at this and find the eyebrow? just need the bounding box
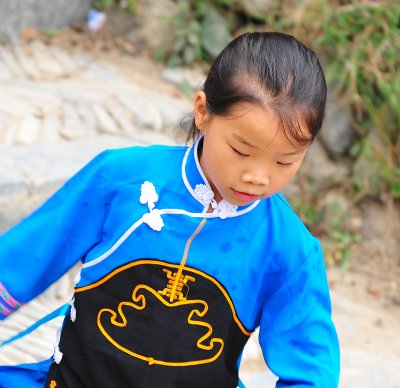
[231,133,257,148]
[232,133,307,155]
[279,149,307,156]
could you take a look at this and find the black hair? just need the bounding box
[183,31,327,146]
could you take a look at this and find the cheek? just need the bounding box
[211,147,228,169]
[275,167,298,186]
[202,149,222,182]
[205,150,218,172]
[285,167,301,183]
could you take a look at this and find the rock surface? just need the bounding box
[0,0,91,37]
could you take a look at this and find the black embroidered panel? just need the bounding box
[46,259,251,388]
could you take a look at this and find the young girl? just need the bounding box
[0,32,340,387]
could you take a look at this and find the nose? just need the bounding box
[241,171,270,186]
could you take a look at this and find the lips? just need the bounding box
[231,189,259,202]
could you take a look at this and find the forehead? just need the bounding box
[220,103,310,152]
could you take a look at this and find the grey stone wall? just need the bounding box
[0,0,92,37]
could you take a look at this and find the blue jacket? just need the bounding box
[0,141,339,387]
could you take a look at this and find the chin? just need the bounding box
[225,197,254,207]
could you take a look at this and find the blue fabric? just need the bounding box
[0,143,340,386]
[0,358,51,388]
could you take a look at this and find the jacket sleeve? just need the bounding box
[0,151,110,320]
[259,239,340,387]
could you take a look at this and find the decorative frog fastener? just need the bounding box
[194,183,238,219]
[140,181,164,231]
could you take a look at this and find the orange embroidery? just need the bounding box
[158,269,195,301]
[97,284,224,366]
[77,259,251,336]
[96,219,228,366]
[164,218,206,302]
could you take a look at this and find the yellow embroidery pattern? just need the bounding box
[158,269,195,301]
[97,283,224,366]
[156,218,205,303]
[77,259,250,336]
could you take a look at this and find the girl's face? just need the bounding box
[194,92,310,206]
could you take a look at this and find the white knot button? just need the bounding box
[142,208,164,231]
[215,199,238,219]
[139,181,164,231]
[140,181,158,210]
[194,184,217,208]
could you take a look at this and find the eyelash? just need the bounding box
[277,162,293,166]
[231,146,249,157]
[231,145,294,166]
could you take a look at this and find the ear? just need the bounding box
[193,91,208,131]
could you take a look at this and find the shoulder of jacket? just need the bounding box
[103,144,186,161]
[268,193,315,242]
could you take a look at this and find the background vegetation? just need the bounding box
[261,0,399,266]
[268,0,399,202]
[94,0,136,13]
[164,0,399,202]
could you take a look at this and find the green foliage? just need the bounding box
[263,0,399,265]
[94,0,114,9]
[290,184,362,267]
[94,0,136,13]
[44,28,60,38]
[323,230,362,269]
[265,0,400,204]
[158,0,233,66]
[0,33,11,46]
[318,2,399,201]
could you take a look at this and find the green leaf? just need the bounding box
[94,0,114,9]
[153,48,167,62]
[201,9,232,58]
[183,46,197,64]
[45,28,59,38]
[0,33,10,45]
[180,80,193,98]
[173,36,187,53]
[167,54,183,68]
[214,0,233,6]
[391,182,400,197]
[126,0,136,13]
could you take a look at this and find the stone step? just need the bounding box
[0,41,190,147]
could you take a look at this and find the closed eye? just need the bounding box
[231,146,249,157]
[277,161,294,166]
